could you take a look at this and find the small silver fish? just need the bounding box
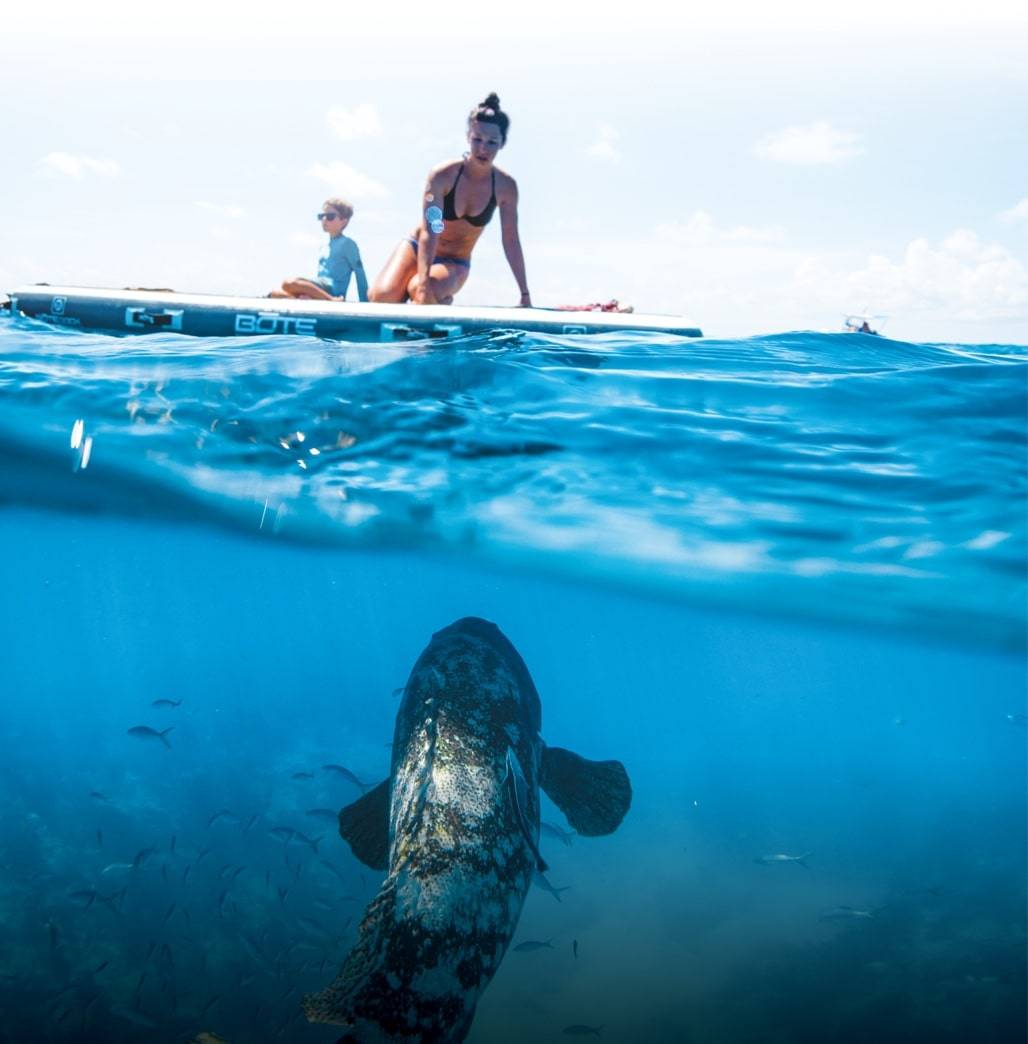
[322,764,370,792]
[269,827,320,855]
[294,831,323,854]
[127,726,174,748]
[540,820,576,846]
[513,939,553,952]
[533,869,571,902]
[132,847,156,869]
[819,905,875,921]
[207,809,240,828]
[151,698,182,708]
[754,852,811,868]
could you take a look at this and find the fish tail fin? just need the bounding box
[159,727,174,748]
[554,886,571,902]
[311,835,323,855]
[797,852,813,869]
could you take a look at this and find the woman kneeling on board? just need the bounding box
[368,93,532,307]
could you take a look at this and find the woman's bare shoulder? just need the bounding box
[427,159,463,183]
[493,166,519,200]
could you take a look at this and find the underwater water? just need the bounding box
[0,317,1025,1043]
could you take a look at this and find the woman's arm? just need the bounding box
[499,180,531,307]
[413,168,452,305]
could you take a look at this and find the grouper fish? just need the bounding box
[302,617,632,1042]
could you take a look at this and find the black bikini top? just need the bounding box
[442,164,497,227]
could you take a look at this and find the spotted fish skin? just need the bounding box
[304,617,546,1042]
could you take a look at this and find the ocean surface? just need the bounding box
[0,315,1025,1043]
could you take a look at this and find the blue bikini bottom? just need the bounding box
[405,238,471,269]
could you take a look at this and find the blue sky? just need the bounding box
[1,0,1026,341]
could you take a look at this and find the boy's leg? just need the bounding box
[280,278,337,300]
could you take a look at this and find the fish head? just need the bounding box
[414,617,541,731]
[390,617,544,817]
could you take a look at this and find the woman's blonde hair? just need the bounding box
[322,198,354,220]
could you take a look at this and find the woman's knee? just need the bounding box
[369,283,404,303]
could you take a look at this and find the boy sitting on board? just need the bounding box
[271,198,368,301]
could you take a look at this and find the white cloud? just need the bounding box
[326,103,384,141]
[529,215,1028,338]
[587,124,621,162]
[792,230,1028,320]
[306,161,388,200]
[1000,197,1028,222]
[195,201,246,219]
[754,121,864,165]
[656,210,785,246]
[40,152,120,178]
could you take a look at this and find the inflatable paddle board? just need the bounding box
[3,286,703,341]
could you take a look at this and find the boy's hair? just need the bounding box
[322,197,354,220]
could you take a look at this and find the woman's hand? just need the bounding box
[412,281,437,306]
[518,290,532,308]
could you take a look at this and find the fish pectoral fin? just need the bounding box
[540,746,632,836]
[506,759,548,873]
[337,779,390,871]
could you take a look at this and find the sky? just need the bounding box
[1,0,1026,342]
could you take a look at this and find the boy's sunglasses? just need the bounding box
[317,211,342,221]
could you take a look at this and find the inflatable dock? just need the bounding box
[3,286,703,341]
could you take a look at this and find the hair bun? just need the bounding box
[467,93,510,143]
